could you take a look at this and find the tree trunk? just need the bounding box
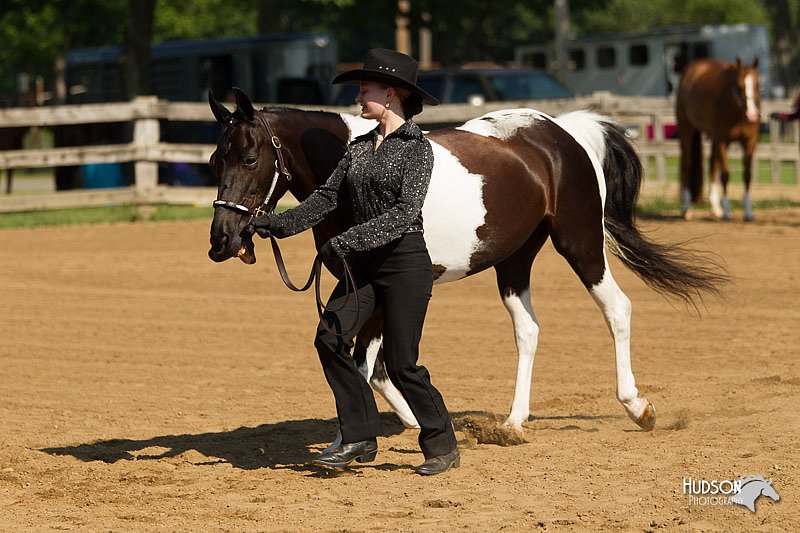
[123,0,156,99]
[764,0,800,93]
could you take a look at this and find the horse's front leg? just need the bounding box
[709,140,729,219]
[500,285,540,430]
[495,227,548,430]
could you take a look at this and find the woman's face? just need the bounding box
[355,81,389,120]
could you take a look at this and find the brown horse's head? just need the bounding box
[207,88,291,264]
[733,57,761,123]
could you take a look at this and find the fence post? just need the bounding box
[653,114,666,186]
[770,118,781,185]
[132,96,160,204]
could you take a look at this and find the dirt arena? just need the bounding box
[1,208,798,532]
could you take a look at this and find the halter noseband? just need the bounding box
[212,112,292,220]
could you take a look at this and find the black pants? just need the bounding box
[314,232,457,459]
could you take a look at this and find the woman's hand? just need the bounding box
[244,214,278,238]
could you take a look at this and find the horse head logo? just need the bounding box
[729,476,780,513]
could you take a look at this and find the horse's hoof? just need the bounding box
[682,210,693,221]
[634,401,656,431]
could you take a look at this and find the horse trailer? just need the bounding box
[65,32,338,105]
[515,24,773,98]
[56,33,338,190]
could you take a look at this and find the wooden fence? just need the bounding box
[0,94,798,213]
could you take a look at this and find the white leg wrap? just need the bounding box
[743,191,754,221]
[709,181,723,218]
[681,187,693,217]
[722,196,731,220]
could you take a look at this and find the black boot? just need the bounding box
[415,448,460,475]
[311,440,378,468]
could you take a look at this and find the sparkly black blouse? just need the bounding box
[268,119,434,257]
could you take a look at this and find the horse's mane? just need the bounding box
[259,106,340,118]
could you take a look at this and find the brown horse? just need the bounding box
[676,57,761,221]
[208,88,725,449]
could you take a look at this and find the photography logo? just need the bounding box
[683,476,780,512]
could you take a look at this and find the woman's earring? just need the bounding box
[385,102,390,108]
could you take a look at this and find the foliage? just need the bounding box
[573,0,768,35]
[154,0,257,41]
[0,1,127,102]
[2,0,800,99]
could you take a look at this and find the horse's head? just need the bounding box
[207,88,292,264]
[732,57,761,123]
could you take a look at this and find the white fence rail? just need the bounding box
[1,94,798,213]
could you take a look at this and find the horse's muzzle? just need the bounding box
[208,231,257,264]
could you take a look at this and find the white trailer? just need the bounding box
[515,24,773,98]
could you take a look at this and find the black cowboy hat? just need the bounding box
[333,48,439,106]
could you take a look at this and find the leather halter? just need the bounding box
[212,112,292,221]
[212,111,360,338]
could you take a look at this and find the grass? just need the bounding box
[0,204,214,229]
[635,196,800,217]
[1,198,798,230]
[644,156,800,186]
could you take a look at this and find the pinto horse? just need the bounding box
[676,57,761,221]
[208,88,724,448]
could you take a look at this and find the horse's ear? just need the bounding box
[752,57,760,69]
[233,87,255,122]
[208,90,231,124]
[735,56,742,68]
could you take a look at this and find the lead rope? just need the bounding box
[257,112,359,337]
[266,234,361,338]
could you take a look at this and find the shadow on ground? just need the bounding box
[41,413,406,471]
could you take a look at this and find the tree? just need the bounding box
[763,0,800,93]
[0,0,126,104]
[123,0,157,99]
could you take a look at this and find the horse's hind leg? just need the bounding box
[550,217,656,431]
[496,223,549,430]
[742,138,757,221]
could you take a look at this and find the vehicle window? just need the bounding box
[629,44,648,66]
[449,76,486,103]
[692,42,711,59]
[569,49,585,71]
[332,84,359,106]
[278,78,322,104]
[416,76,446,102]
[488,72,571,100]
[597,47,616,69]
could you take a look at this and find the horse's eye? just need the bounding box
[243,156,258,169]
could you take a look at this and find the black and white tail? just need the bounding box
[556,111,728,305]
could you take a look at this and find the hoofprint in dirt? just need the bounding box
[0,211,797,531]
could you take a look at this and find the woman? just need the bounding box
[245,49,459,475]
